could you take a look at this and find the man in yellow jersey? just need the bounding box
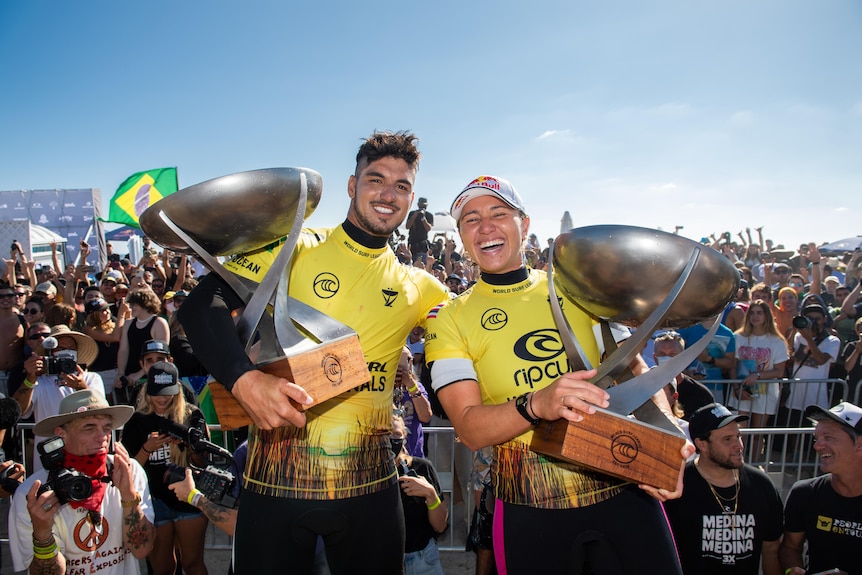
[425,175,692,574]
[179,132,448,574]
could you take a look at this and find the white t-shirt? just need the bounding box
[23,372,106,473]
[729,333,790,415]
[9,455,154,574]
[786,332,840,411]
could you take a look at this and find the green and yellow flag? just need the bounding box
[103,167,178,227]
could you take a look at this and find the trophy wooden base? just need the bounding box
[208,334,370,430]
[530,407,686,492]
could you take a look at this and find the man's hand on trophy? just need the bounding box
[638,441,694,502]
[530,370,608,424]
[232,369,314,429]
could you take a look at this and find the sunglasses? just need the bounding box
[0,294,15,299]
[14,292,27,297]
[28,333,50,340]
[24,308,40,315]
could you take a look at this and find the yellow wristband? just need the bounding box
[23,378,36,389]
[407,384,419,394]
[33,547,58,560]
[784,569,792,575]
[121,492,141,508]
[187,488,201,506]
[426,497,441,511]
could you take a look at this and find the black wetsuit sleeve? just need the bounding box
[177,272,255,392]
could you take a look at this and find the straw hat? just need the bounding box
[33,325,99,368]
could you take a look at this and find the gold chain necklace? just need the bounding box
[696,459,740,515]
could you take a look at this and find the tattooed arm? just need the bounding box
[112,444,156,558]
[169,468,238,535]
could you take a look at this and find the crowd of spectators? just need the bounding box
[0,218,860,574]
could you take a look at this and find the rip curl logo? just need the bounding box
[313,273,339,299]
[481,308,507,331]
[610,431,640,465]
[321,354,343,385]
[513,329,564,362]
[382,289,398,307]
[74,513,109,551]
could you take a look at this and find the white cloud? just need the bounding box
[648,182,679,192]
[536,129,574,141]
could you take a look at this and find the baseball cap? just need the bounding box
[805,402,862,434]
[147,361,180,396]
[141,339,171,357]
[35,282,57,296]
[450,176,526,222]
[85,298,109,315]
[689,403,749,440]
[417,197,428,207]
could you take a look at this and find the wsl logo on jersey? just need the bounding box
[313,273,339,299]
[511,329,569,389]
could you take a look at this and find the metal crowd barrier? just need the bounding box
[0,413,835,554]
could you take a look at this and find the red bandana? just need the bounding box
[62,451,109,513]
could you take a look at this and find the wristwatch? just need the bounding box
[515,393,541,426]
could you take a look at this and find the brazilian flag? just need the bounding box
[103,167,178,227]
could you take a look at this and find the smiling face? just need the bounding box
[457,195,529,275]
[779,290,798,312]
[346,156,415,237]
[813,419,862,476]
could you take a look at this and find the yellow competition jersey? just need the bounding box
[424,269,626,509]
[224,225,448,500]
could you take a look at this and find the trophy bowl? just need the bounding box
[553,225,740,328]
[139,167,323,256]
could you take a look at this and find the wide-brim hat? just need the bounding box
[34,325,99,368]
[33,389,133,436]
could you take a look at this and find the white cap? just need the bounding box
[450,176,526,222]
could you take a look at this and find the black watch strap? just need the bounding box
[515,393,541,425]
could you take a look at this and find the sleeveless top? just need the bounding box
[124,315,157,376]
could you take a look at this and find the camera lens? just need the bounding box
[792,316,811,330]
[67,475,94,501]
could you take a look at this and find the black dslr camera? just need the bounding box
[792,315,813,330]
[40,337,80,375]
[164,463,237,508]
[0,453,21,495]
[36,436,96,504]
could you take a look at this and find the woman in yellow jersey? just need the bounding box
[425,176,691,574]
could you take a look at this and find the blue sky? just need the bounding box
[1,1,860,257]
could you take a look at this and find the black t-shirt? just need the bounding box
[121,408,208,510]
[407,209,433,248]
[784,474,862,575]
[664,462,784,575]
[399,456,443,553]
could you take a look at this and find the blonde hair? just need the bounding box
[136,384,194,466]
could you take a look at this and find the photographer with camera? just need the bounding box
[120,361,209,575]
[406,196,434,265]
[168,440,246,537]
[8,389,155,574]
[13,324,105,472]
[785,303,840,426]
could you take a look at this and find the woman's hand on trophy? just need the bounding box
[232,369,314,429]
[531,370,608,423]
[638,441,694,502]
